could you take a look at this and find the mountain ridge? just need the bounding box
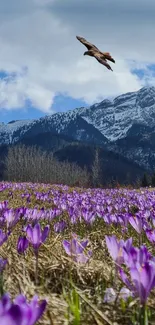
[1,86,155,171]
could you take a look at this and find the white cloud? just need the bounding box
[0,73,55,113]
[0,0,154,112]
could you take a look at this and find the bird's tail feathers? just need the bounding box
[103,52,115,63]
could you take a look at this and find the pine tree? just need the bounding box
[141,173,149,187]
[151,173,155,187]
[91,148,101,188]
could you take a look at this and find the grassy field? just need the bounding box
[0,182,155,324]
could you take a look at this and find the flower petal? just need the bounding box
[41,225,50,243]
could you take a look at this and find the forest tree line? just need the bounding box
[1,145,89,187]
[0,144,153,188]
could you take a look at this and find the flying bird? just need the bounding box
[76,36,115,71]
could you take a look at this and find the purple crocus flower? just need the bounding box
[14,294,47,325]
[103,288,116,303]
[0,259,7,272]
[123,237,133,254]
[82,210,96,224]
[131,262,155,303]
[105,235,132,266]
[17,236,29,255]
[103,287,132,303]
[0,293,47,325]
[0,201,8,210]
[119,267,137,293]
[128,215,143,234]
[119,287,133,301]
[146,229,155,243]
[105,235,123,265]
[3,209,19,230]
[54,221,66,233]
[0,229,9,247]
[123,245,152,269]
[26,223,50,255]
[63,234,92,263]
[119,262,155,304]
[0,305,22,325]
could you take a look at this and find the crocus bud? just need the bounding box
[17,236,29,255]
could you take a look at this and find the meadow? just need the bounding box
[0,181,155,324]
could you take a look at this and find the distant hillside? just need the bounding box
[53,143,146,185]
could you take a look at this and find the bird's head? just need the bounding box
[84,50,93,56]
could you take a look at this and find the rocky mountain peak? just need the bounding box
[136,86,155,108]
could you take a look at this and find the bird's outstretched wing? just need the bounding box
[76,36,99,51]
[101,52,115,63]
[93,52,113,71]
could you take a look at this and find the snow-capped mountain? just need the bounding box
[1,86,155,170]
[77,86,155,141]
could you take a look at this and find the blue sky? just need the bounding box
[131,64,155,81]
[0,0,155,124]
[0,79,87,123]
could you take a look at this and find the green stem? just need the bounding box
[0,273,4,297]
[139,233,143,247]
[35,251,39,285]
[112,263,118,289]
[139,304,148,325]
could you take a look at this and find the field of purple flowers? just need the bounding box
[0,181,155,324]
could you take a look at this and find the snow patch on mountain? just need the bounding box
[0,119,34,133]
[78,86,155,141]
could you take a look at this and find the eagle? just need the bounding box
[76,36,115,71]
